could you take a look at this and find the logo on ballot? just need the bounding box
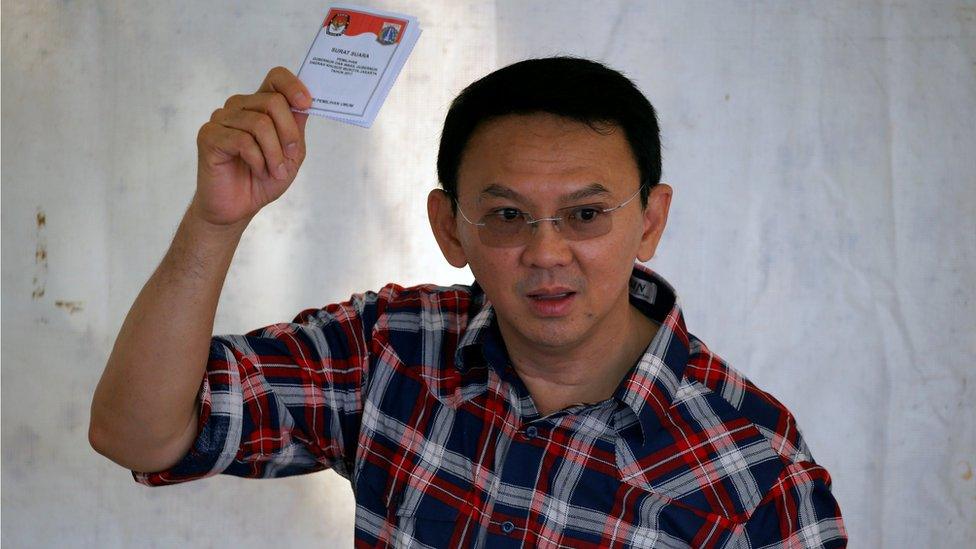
[326,12,350,36]
[377,22,401,45]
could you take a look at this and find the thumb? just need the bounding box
[294,111,309,137]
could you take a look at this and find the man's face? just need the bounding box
[429,113,671,354]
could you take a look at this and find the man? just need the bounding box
[90,57,846,547]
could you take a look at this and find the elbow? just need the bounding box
[87,412,130,467]
[87,400,112,458]
[88,403,197,473]
[88,421,166,473]
[88,372,121,459]
[87,403,153,471]
[88,419,104,456]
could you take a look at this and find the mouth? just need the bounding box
[526,288,577,300]
[525,288,577,316]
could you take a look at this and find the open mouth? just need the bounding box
[525,289,577,316]
[529,292,575,300]
[527,287,577,299]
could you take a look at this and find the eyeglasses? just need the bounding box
[455,186,644,248]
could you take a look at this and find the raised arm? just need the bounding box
[89,67,312,472]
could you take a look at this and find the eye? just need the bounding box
[568,207,602,223]
[490,208,523,222]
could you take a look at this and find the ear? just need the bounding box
[636,183,673,262]
[427,189,469,268]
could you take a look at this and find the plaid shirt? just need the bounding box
[134,264,846,548]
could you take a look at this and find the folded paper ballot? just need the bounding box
[295,4,421,127]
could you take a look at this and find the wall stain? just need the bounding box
[957,5,975,24]
[962,461,973,481]
[55,300,84,314]
[12,424,40,468]
[61,401,83,434]
[32,208,48,299]
[158,104,178,132]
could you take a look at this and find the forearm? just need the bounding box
[89,204,248,471]
[91,67,310,473]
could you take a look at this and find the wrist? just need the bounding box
[176,205,250,264]
[185,199,252,241]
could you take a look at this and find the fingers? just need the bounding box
[258,66,312,111]
[210,87,311,181]
[215,108,290,179]
[223,92,305,162]
[295,111,309,136]
[198,67,312,183]
[198,122,269,179]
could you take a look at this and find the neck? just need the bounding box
[502,304,659,417]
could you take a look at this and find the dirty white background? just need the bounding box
[2,1,974,547]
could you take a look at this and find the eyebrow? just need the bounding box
[478,183,613,203]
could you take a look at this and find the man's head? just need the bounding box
[428,57,672,354]
[437,56,662,211]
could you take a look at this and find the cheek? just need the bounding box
[466,250,521,293]
[581,220,645,266]
[574,239,628,273]
[574,240,635,294]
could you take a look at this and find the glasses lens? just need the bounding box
[475,206,614,248]
[478,211,526,247]
[562,206,612,240]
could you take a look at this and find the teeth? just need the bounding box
[534,293,569,300]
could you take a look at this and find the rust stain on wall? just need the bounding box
[55,300,84,314]
[32,208,48,300]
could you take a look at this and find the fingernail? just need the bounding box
[274,162,287,179]
[285,142,299,158]
[292,91,307,106]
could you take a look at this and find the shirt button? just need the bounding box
[524,425,538,439]
[501,521,515,533]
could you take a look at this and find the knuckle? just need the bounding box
[234,131,254,149]
[197,121,216,144]
[224,94,245,109]
[255,114,274,132]
[236,110,257,127]
[242,145,262,165]
[270,92,289,112]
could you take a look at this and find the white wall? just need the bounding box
[2,1,974,546]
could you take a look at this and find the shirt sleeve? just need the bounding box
[131,287,393,486]
[731,461,848,548]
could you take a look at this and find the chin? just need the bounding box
[517,320,588,349]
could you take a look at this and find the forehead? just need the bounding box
[456,113,639,202]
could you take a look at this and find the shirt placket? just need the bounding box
[485,418,550,546]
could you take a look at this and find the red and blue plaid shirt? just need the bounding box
[134,263,846,548]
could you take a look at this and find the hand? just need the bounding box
[190,66,313,228]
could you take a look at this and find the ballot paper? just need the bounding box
[296,4,421,127]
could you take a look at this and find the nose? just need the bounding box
[520,219,573,269]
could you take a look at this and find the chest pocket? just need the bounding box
[387,482,461,522]
[358,468,466,547]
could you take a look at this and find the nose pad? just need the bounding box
[522,217,572,267]
[526,217,563,235]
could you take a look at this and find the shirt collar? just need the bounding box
[611,264,690,443]
[453,264,691,443]
[453,280,495,372]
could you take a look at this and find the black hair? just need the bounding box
[436,56,662,211]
